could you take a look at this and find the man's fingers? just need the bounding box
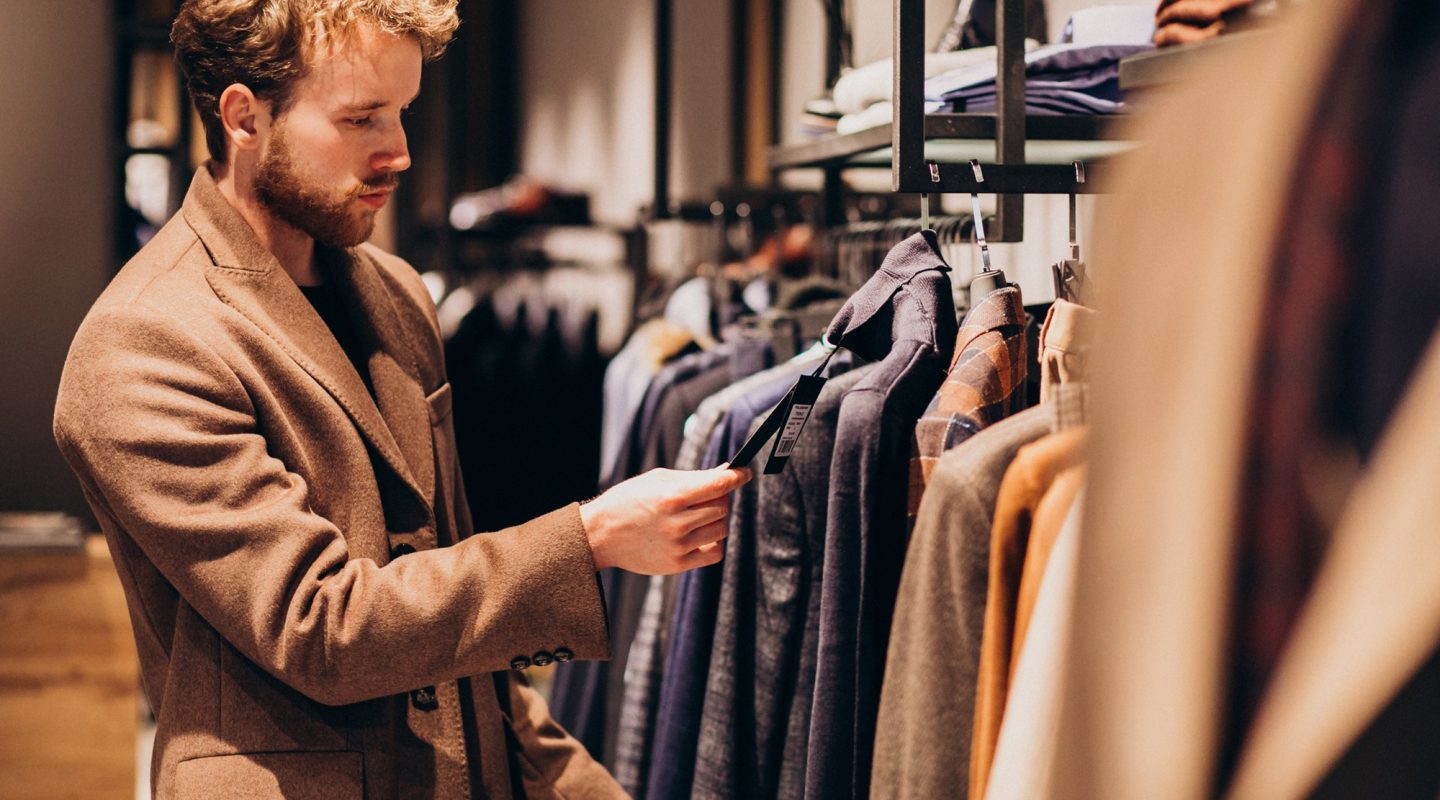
[688,495,730,514]
[1153,20,1224,47]
[676,466,752,505]
[674,495,729,531]
[1155,0,1242,27]
[681,518,729,551]
[681,540,725,570]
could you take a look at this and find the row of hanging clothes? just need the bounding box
[427,229,636,534]
[546,183,1096,799]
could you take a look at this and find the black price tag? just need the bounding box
[729,373,828,474]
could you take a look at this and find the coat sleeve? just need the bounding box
[53,300,610,707]
[504,674,628,799]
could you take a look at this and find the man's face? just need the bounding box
[253,25,422,248]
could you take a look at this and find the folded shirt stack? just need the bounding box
[821,4,1156,133]
[928,42,1154,116]
[827,45,1036,136]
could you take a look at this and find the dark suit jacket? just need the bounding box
[807,231,957,800]
[53,169,620,800]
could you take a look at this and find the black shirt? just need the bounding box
[299,280,374,395]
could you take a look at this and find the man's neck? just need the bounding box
[210,161,322,286]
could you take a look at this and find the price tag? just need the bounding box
[729,373,828,474]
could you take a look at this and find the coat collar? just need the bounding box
[182,168,435,522]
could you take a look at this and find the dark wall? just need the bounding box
[0,1,113,515]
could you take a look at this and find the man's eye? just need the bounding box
[346,117,372,128]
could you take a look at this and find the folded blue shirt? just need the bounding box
[926,42,1152,115]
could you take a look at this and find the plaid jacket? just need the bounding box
[908,285,1029,517]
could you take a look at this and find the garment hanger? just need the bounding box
[967,159,1010,299]
[921,161,941,231]
[931,213,956,267]
[1051,161,1089,304]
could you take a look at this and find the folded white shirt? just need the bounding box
[831,43,1039,116]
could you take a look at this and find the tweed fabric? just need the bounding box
[909,285,1028,518]
[646,362,810,800]
[691,359,866,800]
[870,385,1086,800]
[613,354,821,797]
[53,169,618,800]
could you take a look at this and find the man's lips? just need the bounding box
[358,189,391,209]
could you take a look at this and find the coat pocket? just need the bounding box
[426,381,453,425]
[172,750,363,800]
[425,380,467,536]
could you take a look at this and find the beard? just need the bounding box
[253,124,398,248]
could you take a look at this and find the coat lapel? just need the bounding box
[1227,330,1440,799]
[182,169,433,519]
[335,246,437,511]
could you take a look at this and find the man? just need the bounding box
[52,1,746,798]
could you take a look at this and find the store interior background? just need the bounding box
[0,0,1144,524]
[1,1,1143,794]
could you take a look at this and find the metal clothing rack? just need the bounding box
[767,0,1121,241]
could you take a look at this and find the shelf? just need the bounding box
[847,139,1133,167]
[768,113,1128,171]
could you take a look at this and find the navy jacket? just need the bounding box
[807,231,958,800]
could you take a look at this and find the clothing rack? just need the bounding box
[767,0,1122,240]
[653,0,674,219]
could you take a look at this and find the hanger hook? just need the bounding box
[1069,161,1085,259]
[968,160,992,272]
[921,160,941,230]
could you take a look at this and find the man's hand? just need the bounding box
[1152,0,1252,47]
[579,465,752,575]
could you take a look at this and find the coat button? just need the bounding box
[510,656,531,671]
[554,647,574,663]
[411,686,438,711]
[532,650,554,667]
[390,543,417,560]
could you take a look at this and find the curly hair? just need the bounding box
[171,0,459,163]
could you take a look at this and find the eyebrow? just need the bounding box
[341,90,422,113]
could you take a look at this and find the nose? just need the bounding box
[373,122,411,173]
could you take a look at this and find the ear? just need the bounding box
[216,83,272,157]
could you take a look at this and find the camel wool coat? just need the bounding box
[53,168,623,800]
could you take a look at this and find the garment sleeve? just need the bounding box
[53,302,610,707]
[505,674,628,799]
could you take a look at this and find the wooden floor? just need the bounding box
[0,536,140,799]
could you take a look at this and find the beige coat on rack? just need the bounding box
[1053,0,1440,797]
